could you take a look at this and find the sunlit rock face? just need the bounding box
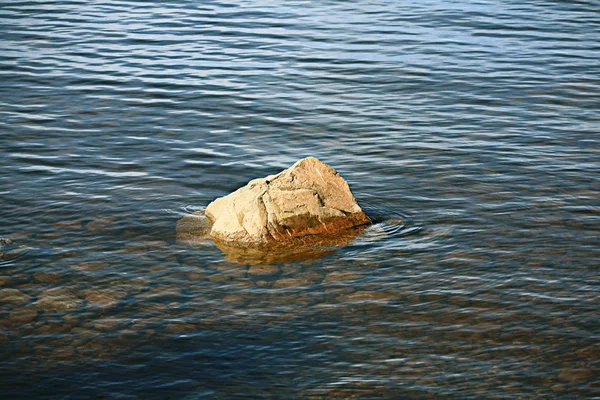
[177,157,371,263]
[205,156,370,244]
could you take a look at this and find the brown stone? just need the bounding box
[248,265,280,277]
[70,262,109,272]
[87,216,115,233]
[0,288,32,304]
[34,272,61,284]
[272,278,313,289]
[34,288,83,312]
[205,157,370,244]
[84,289,127,308]
[9,305,38,324]
[323,271,362,283]
[558,368,594,383]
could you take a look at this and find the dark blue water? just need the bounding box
[1,0,599,398]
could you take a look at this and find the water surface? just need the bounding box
[1,0,598,398]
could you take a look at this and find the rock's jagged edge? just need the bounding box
[204,156,371,247]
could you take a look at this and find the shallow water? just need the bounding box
[1,0,599,398]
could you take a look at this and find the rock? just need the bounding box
[272,278,313,289]
[557,368,594,383]
[84,289,127,308]
[34,272,61,284]
[248,265,280,277]
[87,216,115,233]
[35,288,83,312]
[70,261,109,272]
[0,238,13,249]
[338,291,396,303]
[0,288,32,304]
[205,157,370,244]
[9,305,38,324]
[0,238,30,259]
[323,271,362,283]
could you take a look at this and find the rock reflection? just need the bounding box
[176,210,369,264]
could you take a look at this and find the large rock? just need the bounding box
[205,157,370,245]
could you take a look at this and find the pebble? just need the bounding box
[136,286,182,300]
[216,264,247,277]
[70,262,109,272]
[9,305,38,324]
[165,321,197,334]
[89,317,127,332]
[84,289,127,308]
[223,294,245,305]
[52,220,83,230]
[281,265,301,276]
[558,368,594,383]
[338,291,396,303]
[323,271,361,283]
[34,272,61,284]
[208,274,230,283]
[248,265,280,277]
[0,288,32,304]
[112,277,150,295]
[272,278,313,289]
[34,288,83,312]
[87,216,115,233]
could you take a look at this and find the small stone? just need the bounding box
[281,265,301,276]
[248,265,280,277]
[35,288,83,312]
[323,271,361,283]
[0,288,32,304]
[207,274,230,283]
[52,220,83,230]
[89,317,126,332]
[558,368,594,383]
[145,240,168,248]
[136,286,182,300]
[87,216,115,233]
[272,278,313,289]
[34,272,61,284]
[216,264,247,277]
[166,321,196,334]
[0,276,9,286]
[9,305,38,324]
[223,295,245,305]
[113,277,150,294]
[551,384,565,392]
[187,271,208,281]
[70,262,109,272]
[338,291,396,303]
[84,289,126,308]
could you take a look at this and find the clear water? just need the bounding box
[1,0,598,398]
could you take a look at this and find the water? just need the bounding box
[1,0,598,397]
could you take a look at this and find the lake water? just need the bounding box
[1,0,598,398]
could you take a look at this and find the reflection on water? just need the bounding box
[1,0,599,398]
[175,208,391,264]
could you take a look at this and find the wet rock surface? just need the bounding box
[205,157,370,244]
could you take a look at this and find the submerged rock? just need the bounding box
[206,157,370,244]
[35,288,83,312]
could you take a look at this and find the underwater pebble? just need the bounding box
[0,288,32,304]
[248,265,280,277]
